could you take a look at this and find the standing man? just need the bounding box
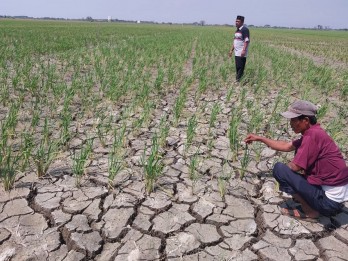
[245,100,348,221]
[228,15,250,82]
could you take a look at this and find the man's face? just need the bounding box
[289,117,309,134]
[235,19,243,28]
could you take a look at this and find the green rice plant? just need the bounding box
[60,111,72,147]
[43,117,51,145]
[0,149,20,191]
[209,102,221,133]
[0,123,8,156]
[185,114,198,152]
[20,132,34,171]
[239,87,247,107]
[72,138,94,187]
[239,145,251,180]
[108,153,124,190]
[264,91,286,137]
[196,72,208,100]
[217,176,227,198]
[112,124,127,154]
[325,118,347,152]
[173,88,187,126]
[340,81,348,100]
[219,64,228,82]
[252,142,263,162]
[108,126,127,189]
[188,149,200,194]
[217,160,232,198]
[228,110,241,162]
[154,67,165,93]
[316,103,329,119]
[158,113,170,147]
[134,100,153,130]
[31,108,41,129]
[4,102,20,138]
[247,108,264,134]
[141,134,164,194]
[96,111,108,147]
[33,139,58,178]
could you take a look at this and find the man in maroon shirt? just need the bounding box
[245,100,348,221]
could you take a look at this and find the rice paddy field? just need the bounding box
[1,19,348,260]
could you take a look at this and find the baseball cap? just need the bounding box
[281,100,317,118]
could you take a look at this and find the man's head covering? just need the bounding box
[236,15,245,22]
[281,100,318,118]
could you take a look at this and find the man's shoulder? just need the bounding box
[306,124,333,141]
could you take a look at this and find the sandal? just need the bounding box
[281,206,319,223]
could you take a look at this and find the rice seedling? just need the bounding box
[185,114,198,153]
[252,142,263,162]
[20,132,34,171]
[60,112,72,147]
[72,138,94,187]
[316,103,329,119]
[195,68,208,100]
[173,86,187,126]
[108,152,124,190]
[226,86,234,103]
[209,102,221,133]
[217,160,232,198]
[154,67,165,93]
[158,113,170,147]
[43,117,51,145]
[4,102,20,138]
[0,149,21,191]
[95,110,108,147]
[188,149,200,194]
[141,134,164,194]
[107,125,127,189]
[247,108,264,134]
[228,110,241,162]
[239,144,251,180]
[33,139,58,178]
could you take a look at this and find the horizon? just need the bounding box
[2,0,348,29]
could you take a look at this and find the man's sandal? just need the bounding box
[281,206,319,223]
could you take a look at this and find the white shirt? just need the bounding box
[323,183,348,202]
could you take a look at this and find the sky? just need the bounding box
[2,0,348,29]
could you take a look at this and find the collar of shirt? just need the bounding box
[238,25,244,30]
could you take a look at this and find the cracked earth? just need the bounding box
[1,134,348,260]
[1,36,348,261]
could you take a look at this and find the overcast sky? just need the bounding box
[2,0,348,29]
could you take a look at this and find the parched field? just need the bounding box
[1,20,348,260]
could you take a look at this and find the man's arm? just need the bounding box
[228,45,234,58]
[245,133,305,173]
[288,162,304,173]
[241,41,249,57]
[244,134,295,152]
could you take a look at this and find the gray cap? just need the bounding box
[281,100,317,118]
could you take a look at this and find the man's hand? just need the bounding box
[241,49,246,57]
[244,133,295,152]
[228,48,233,58]
[244,134,262,144]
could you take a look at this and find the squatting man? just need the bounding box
[245,100,348,221]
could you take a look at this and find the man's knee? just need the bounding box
[273,162,288,179]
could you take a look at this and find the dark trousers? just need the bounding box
[235,56,247,81]
[273,162,342,216]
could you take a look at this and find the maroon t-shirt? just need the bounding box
[292,124,348,186]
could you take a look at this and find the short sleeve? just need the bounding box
[242,28,250,42]
[292,135,319,171]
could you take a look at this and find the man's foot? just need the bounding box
[281,206,320,223]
